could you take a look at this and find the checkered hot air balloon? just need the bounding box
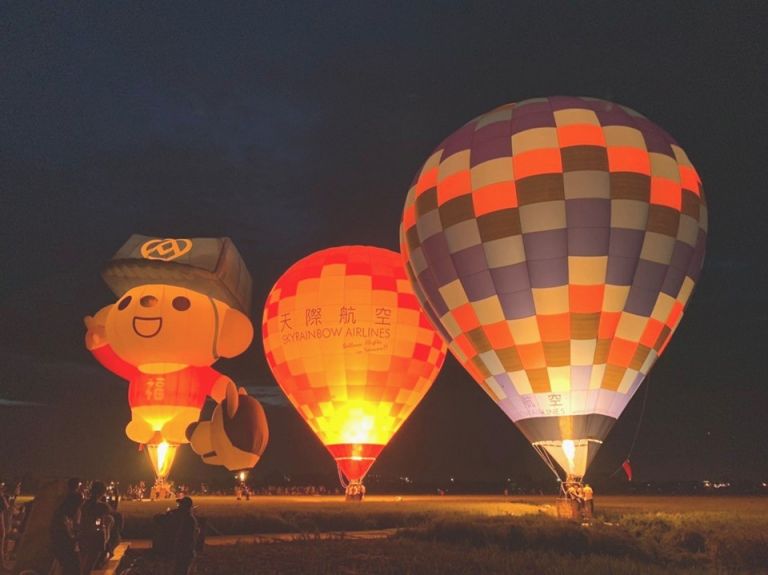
[262,246,447,485]
[400,97,707,479]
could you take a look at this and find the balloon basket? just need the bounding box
[556,498,582,520]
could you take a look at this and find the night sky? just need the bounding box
[1,2,766,486]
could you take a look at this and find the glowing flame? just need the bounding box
[239,471,247,482]
[562,439,576,472]
[147,441,178,480]
[338,405,377,445]
[158,441,169,468]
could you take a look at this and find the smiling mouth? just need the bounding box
[133,317,163,338]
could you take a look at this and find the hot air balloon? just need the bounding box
[85,235,269,481]
[263,246,446,491]
[401,97,707,483]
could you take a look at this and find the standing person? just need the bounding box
[79,481,114,574]
[67,478,84,496]
[171,497,198,575]
[583,484,594,518]
[50,492,83,575]
[0,482,9,566]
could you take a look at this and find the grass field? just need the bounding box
[119,495,768,574]
[119,494,543,538]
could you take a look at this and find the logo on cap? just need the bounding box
[140,238,193,261]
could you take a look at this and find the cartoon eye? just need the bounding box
[173,296,191,311]
[140,295,159,308]
[117,296,132,310]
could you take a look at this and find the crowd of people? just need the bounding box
[118,481,343,501]
[45,478,201,575]
[49,478,123,575]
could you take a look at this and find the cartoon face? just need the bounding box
[105,284,253,369]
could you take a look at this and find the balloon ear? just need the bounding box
[217,308,254,358]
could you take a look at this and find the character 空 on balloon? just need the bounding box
[400,97,707,488]
[262,246,446,497]
[84,235,269,483]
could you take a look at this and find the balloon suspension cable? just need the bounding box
[531,443,563,483]
[336,463,349,489]
[610,374,651,478]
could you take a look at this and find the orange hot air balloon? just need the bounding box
[263,246,447,485]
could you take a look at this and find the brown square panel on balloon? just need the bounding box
[609,172,651,201]
[465,326,493,354]
[477,208,522,242]
[526,367,551,393]
[680,189,702,219]
[496,346,524,372]
[415,187,438,216]
[602,364,627,391]
[516,174,565,205]
[630,345,652,371]
[439,194,476,228]
[646,204,681,236]
[543,341,571,367]
[593,339,611,364]
[570,312,601,340]
[470,356,492,380]
[561,146,609,172]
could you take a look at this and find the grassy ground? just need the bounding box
[118,495,544,538]
[118,495,768,574]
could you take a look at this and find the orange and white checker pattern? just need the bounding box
[263,246,446,448]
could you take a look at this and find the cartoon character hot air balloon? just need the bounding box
[263,246,446,494]
[401,97,707,484]
[85,235,269,481]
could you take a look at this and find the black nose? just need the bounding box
[140,295,159,308]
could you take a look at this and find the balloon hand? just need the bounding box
[84,316,107,350]
[188,380,269,471]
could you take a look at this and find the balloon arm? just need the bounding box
[90,343,138,380]
[84,319,108,351]
[83,305,113,349]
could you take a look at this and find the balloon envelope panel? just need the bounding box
[263,246,447,480]
[401,97,707,471]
